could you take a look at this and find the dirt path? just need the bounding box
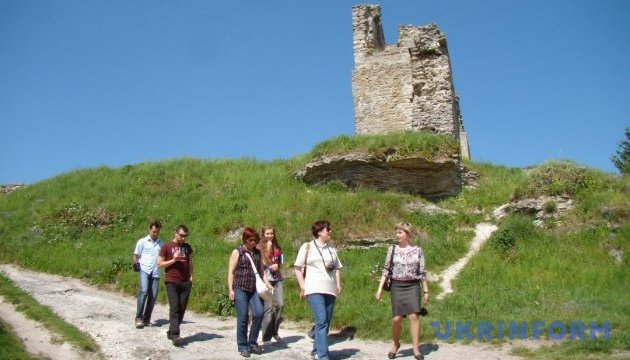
[0,296,87,359]
[0,264,522,360]
[436,223,498,300]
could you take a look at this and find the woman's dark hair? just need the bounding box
[311,220,331,238]
[242,227,260,244]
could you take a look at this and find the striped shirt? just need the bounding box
[233,246,263,293]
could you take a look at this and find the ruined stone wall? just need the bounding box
[352,47,413,134]
[352,5,470,159]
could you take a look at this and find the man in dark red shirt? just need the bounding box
[158,224,193,346]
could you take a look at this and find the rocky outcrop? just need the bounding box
[405,201,456,215]
[460,167,479,188]
[1,184,24,195]
[295,153,461,197]
[493,195,573,227]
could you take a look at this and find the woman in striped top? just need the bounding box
[228,227,273,358]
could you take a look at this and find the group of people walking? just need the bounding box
[132,220,429,360]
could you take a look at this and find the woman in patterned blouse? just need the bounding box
[375,222,429,360]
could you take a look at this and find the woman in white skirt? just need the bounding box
[375,222,429,360]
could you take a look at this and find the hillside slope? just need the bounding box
[0,134,628,358]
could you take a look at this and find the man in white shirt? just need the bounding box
[133,220,163,328]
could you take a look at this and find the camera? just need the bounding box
[325,262,337,272]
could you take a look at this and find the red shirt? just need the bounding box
[159,241,193,283]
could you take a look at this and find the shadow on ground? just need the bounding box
[329,326,357,345]
[179,332,224,346]
[260,335,304,354]
[398,343,439,358]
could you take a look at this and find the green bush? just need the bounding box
[490,227,517,253]
[512,160,608,200]
[490,215,536,254]
[543,200,557,213]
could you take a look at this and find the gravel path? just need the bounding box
[0,296,86,359]
[0,264,522,360]
[436,223,498,300]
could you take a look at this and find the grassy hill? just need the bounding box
[0,132,628,359]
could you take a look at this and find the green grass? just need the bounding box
[512,160,610,201]
[428,214,629,358]
[0,135,627,358]
[0,319,43,360]
[308,131,459,160]
[0,273,102,356]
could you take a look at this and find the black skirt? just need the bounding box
[390,280,421,317]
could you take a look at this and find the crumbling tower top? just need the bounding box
[351,4,470,159]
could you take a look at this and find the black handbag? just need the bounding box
[383,245,395,292]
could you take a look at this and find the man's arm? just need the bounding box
[189,255,193,282]
[158,247,180,268]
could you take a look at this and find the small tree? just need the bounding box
[611,127,630,174]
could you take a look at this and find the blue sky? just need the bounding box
[1,0,628,184]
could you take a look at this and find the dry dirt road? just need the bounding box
[0,264,522,360]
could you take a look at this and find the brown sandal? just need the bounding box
[413,353,424,360]
[387,342,400,359]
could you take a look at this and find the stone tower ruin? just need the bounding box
[352,5,470,159]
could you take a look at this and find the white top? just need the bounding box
[294,240,343,297]
[133,235,163,277]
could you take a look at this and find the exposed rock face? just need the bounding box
[609,248,623,265]
[405,201,456,215]
[295,153,461,197]
[493,195,574,227]
[1,184,24,195]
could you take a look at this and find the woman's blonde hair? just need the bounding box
[395,222,415,241]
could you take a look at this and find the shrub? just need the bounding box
[512,161,608,200]
[543,200,557,213]
[490,227,517,253]
[490,215,536,254]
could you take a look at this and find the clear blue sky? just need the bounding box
[1,0,628,184]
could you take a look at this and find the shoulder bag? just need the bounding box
[244,252,273,301]
[383,245,395,292]
[300,241,311,280]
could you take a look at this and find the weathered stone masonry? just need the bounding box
[352,5,470,159]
